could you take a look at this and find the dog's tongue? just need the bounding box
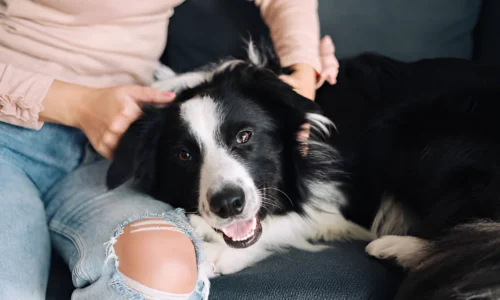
[221,217,256,240]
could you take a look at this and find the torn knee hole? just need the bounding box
[113,218,198,295]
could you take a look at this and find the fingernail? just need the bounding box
[163,91,176,98]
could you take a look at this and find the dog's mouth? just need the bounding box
[215,216,262,248]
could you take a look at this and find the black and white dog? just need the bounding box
[107,43,500,300]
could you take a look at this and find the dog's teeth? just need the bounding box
[229,226,258,243]
[231,230,256,243]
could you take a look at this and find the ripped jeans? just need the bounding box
[0,122,209,300]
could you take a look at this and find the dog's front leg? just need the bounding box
[205,242,272,276]
[306,210,375,243]
[189,214,272,277]
[365,235,429,269]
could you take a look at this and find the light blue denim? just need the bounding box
[0,121,208,300]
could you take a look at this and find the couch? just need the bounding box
[47,1,499,299]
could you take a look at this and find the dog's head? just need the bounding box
[106,43,335,248]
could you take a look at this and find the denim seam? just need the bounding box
[49,220,90,284]
[104,209,210,300]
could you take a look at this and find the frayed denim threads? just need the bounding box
[104,209,209,300]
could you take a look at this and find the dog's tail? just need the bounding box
[396,221,500,300]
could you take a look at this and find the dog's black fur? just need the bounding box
[318,54,500,300]
[321,55,500,232]
[107,57,325,218]
[107,47,500,299]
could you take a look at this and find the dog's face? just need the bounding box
[155,94,283,248]
[107,58,324,248]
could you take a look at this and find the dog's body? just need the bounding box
[319,56,500,300]
[107,45,500,299]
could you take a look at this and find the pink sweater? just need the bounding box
[0,0,338,130]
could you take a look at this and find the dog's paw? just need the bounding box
[201,243,248,276]
[312,215,374,243]
[365,235,427,269]
[210,247,269,276]
[199,240,225,278]
[365,235,402,260]
[202,242,272,276]
[212,254,247,275]
[199,260,218,279]
[188,214,222,243]
[188,214,209,233]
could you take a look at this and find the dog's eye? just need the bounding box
[178,149,192,161]
[236,131,252,144]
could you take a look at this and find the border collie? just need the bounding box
[106,43,500,300]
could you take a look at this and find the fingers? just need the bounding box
[94,139,114,159]
[297,123,311,157]
[317,35,339,88]
[101,111,139,158]
[97,109,140,159]
[128,86,176,103]
[280,70,316,100]
[102,87,152,158]
[82,85,174,160]
[120,102,143,120]
[297,123,311,142]
[109,116,133,134]
[279,74,306,97]
[320,35,335,55]
[279,74,299,89]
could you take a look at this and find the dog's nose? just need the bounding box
[209,185,246,219]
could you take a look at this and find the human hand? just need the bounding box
[278,63,316,149]
[279,63,317,101]
[75,85,175,159]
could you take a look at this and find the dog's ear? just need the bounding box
[238,66,336,162]
[241,68,323,131]
[106,107,164,191]
[243,37,322,119]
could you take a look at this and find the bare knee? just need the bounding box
[114,218,198,294]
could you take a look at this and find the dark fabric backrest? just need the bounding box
[317,0,481,61]
[162,0,269,73]
[473,0,500,64]
[161,0,496,72]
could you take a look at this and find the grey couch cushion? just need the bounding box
[48,241,402,300]
[318,0,482,61]
[210,241,402,300]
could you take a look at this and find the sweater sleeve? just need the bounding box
[0,64,53,130]
[255,0,321,72]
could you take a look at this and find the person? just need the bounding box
[0,0,338,299]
